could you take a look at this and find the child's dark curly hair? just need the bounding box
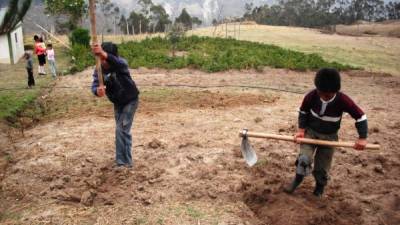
[314,68,341,92]
[101,42,118,56]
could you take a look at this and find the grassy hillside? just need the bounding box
[192,24,400,75]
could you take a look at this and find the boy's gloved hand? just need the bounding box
[96,86,106,97]
[294,128,305,143]
[354,138,367,151]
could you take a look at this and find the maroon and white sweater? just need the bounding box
[299,89,368,138]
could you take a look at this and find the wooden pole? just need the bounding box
[225,22,227,38]
[239,131,381,150]
[25,16,71,50]
[88,0,104,88]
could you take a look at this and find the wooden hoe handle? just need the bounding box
[89,0,104,87]
[239,130,380,150]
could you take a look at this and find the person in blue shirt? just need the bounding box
[91,42,140,168]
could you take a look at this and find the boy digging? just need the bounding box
[91,42,140,168]
[284,68,368,197]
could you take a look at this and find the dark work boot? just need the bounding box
[283,174,304,194]
[313,183,325,197]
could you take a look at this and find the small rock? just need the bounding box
[142,198,152,205]
[254,117,263,123]
[138,186,145,191]
[41,175,53,182]
[374,165,384,174]
[208,191,217,199]
[371,127,380,133]
[50,180,65,190]
[81,190,97,206]
[62,175,71,183]
[234,118,241,122]
[85,158,93,163]
[361,161,368,167]
[147,139,163,149]
[52,191,70,200]
[104,199,114,205]
[375,155,387,165]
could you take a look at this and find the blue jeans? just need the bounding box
[114,99,139,167]
[48,59,57,78]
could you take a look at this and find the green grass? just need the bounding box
[117,36,355,73]
[68,35,356,74]
[0,37,73,123]
[194,24,400,75]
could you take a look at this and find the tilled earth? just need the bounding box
[0,68,399,225]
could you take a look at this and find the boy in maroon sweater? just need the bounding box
[284,68,368,197]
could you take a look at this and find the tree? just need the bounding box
[175,8,192,30]
[241,0,395,27]
[191,17,202,27]
[127,10,149,34]
[118,15,128,34]
[45,0,86,31]
[149,4,171,33]
[244,2,254,20]
[167,23,185,57]
[97,0,119,34]
[0,0,32,35]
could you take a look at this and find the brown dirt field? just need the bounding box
[0,68,399,225]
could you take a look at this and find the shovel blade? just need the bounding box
[241,137,258,167]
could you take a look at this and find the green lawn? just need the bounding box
[0,37,71,122]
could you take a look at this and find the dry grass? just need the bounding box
[336,20,400,38]
[192,24,400,76]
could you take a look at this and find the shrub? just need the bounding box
[69,44,94,72]
[69,28,90,47]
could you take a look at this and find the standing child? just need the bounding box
[91,42,140,168]
[284,68,368,197]
[34,35,46,75]
[46,43,57,78]
[24,52,35,88]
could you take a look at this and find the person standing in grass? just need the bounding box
[24,52,35,88]
[46,43,57,78]
[34,35,46,75]
[91,42,140,168]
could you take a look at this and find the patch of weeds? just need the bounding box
[255,158,268,167]
[5,153,13,163]
[118,36,355,73]
[134,217,147,225]
[186,206,204,219]
[156,218,164,225]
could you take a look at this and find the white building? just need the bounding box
[0,7,25,64]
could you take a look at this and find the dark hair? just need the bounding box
[314,68,341,92]
[24,52,31,59]
[39,37,44,42]
[101,42,118,56]
[34,35,39,41]
[47,43,53,48]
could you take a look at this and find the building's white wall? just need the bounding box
[0,34,10,64]
[10,25,25,64]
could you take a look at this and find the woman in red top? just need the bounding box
[34,35,46,75]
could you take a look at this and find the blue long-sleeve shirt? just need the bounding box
[91,54,139,105]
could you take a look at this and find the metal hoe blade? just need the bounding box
[240,129,258,167]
